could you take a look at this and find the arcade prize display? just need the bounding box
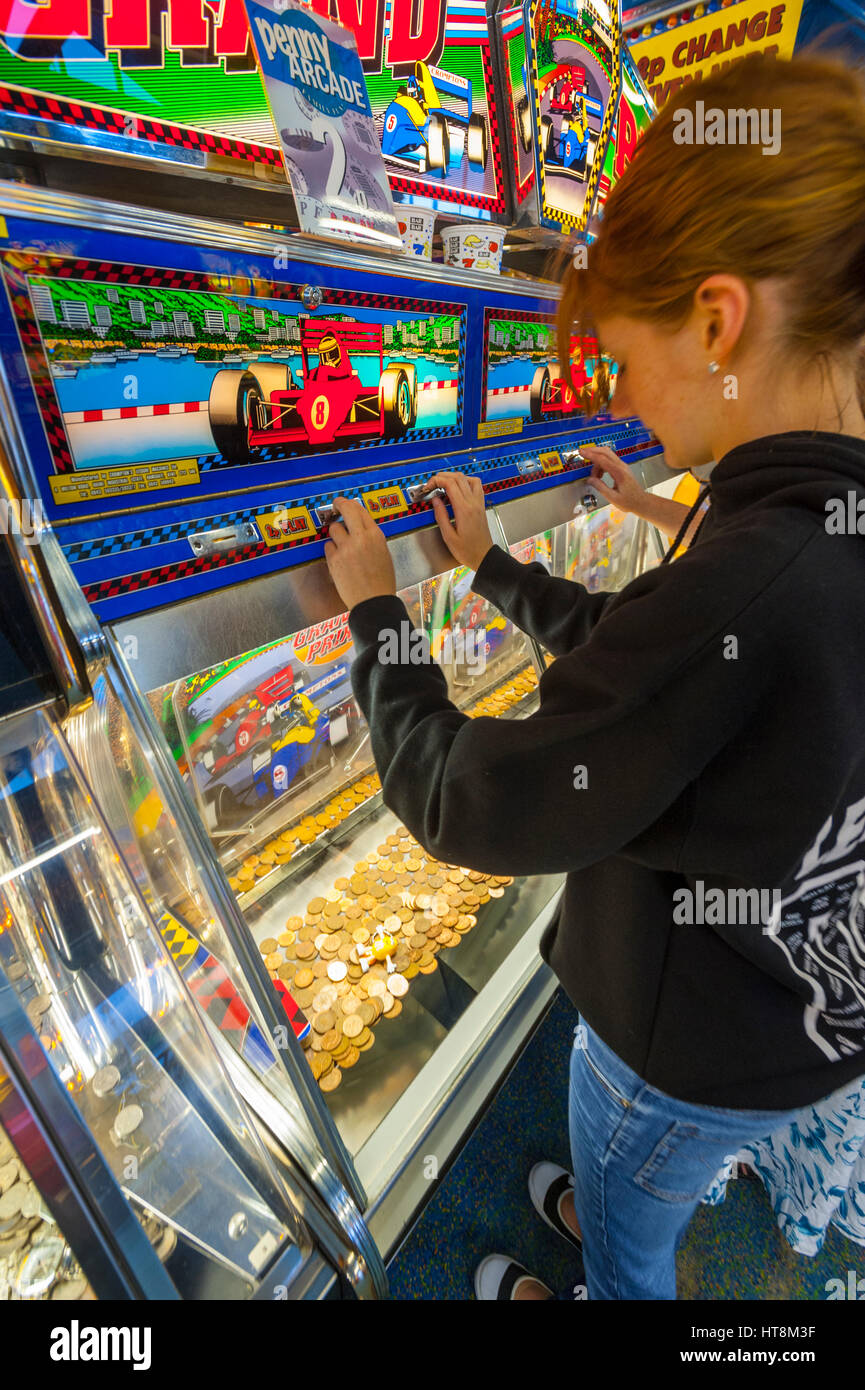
[0,2,672,1299]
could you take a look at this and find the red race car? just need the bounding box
[209,319,418,463]
[529,336,610,420]
[549,65,588,115]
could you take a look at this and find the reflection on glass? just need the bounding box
[0,709,299,1296]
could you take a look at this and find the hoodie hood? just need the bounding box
[709,431,865,523]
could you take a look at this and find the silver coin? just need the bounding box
[92,1065,121,1100]
[112,1104,143,1142]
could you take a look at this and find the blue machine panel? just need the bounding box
[0,195,661,622]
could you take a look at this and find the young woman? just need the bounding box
[323,53,865,1299]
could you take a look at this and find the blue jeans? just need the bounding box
[567,1019,802,1300]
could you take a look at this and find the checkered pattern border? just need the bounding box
[0,84,282,168]
[387,46,508,216]
[531,0,621,235]
[76,437,661,604]
[2,250,466,476]
[502,23,537,204]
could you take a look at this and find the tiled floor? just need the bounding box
[386,991,863,1300]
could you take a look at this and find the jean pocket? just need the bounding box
[579,1040,632,1110]
[634,1122,738,1203]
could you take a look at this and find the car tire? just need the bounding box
[467,114,489,169]
[517,96,532,153]
[379,366,415,436]
[529,365,552,422]
[540,114,554,160]
[208,370,262,463]
[427,112,450,172]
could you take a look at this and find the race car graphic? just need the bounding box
[548,64,588,115]
[208,320,418,464]
[528,336,610,420]
[381,62,490,176]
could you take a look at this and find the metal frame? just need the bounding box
[0,969,177,1300]
[0,184,560,302]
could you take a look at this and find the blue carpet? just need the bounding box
[386,990,864,1300]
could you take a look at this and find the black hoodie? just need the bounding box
[347,433,865,1109]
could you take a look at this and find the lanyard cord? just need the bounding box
[660,485,712,566]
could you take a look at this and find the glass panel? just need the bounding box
[147,573,557,1158]
[0,1118,96,1303]
[0,708,304,1298]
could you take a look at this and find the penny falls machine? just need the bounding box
[3,0,851,1301]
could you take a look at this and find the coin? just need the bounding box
[340,1046,360,1069]
[358,1001,376,1026]
[312,1011,335,1034]
[420,961,438,975]
[278,963,295,982]
[342,1014,364,1039]
[112,1105,143,1142]
[341,995,362,1016]
[388,974,408,998]
[380,992,395,1013]
[488,887,505,898]
[319,1067,342,1092]
[264,952,281,971]
[295,942,315,961]
[294,968,314,989]
[91,1065,121,1101]
[327,961,348,983]
[307,897,326,914]
[384,999,403,1019]
[260,938,278,955]
[0,1161,19,1195]
[321,1030,340,1052]
[278,931,296,948]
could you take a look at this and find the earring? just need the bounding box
[708,360,720,375]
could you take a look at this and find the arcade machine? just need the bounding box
[0,0,664,1294]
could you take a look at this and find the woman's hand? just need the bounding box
[428,471,495,572]
[581,444,650,515]
[323,496,397,610]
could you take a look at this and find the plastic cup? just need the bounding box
[440,222,507,273]
[396,207,436,260]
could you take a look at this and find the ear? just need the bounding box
[693,275,750,362]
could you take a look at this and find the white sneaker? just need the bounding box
[474,1254,555,1301]
[528,1162,583,1252]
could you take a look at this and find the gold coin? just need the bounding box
[295,942,315,960]
[420,961,438,975]
[260,937,278,955]
[320,1030,340,1052]
[342,1014,364,1038]
[307,897,326,914]
[357,1034,375,1052]
[488,887,505,898]
[358,1002,376,1026]
[404,963,420,979]
[340,1045,360,1068]
[295,968,314,989]
[385,999,403,1019]
[341,994,362,1015]
[319,1067,342,1092]
[264,951,281,971]
[313,1010,335,1034]
[278,962,295,981]
[278,931,295,948]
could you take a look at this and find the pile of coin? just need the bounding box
[0,1128,94,1301]
[257,825,513,1092]
[464,663,538,719]
[229,771,381,893]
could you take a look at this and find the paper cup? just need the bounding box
[440,222,506,273]
[396,207,436,260]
